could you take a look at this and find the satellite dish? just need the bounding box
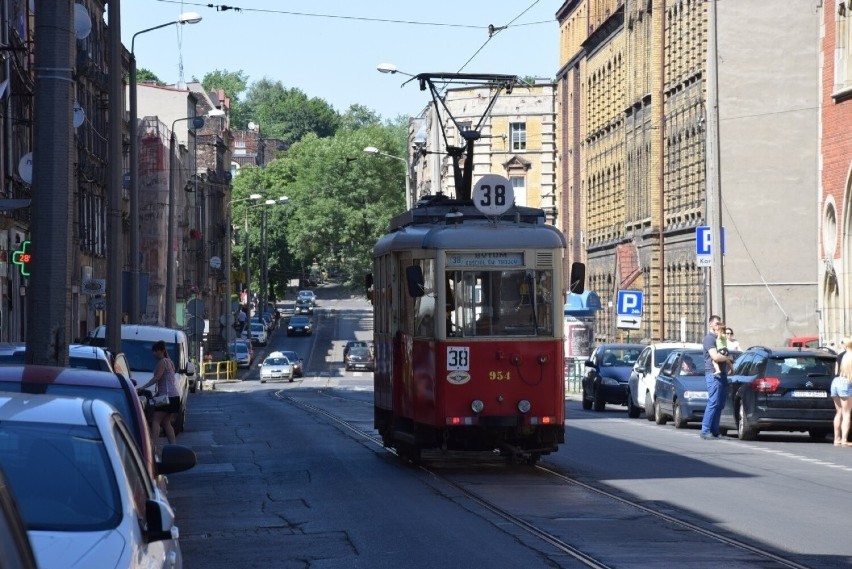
[18,152,32,184]
[73,100,85,128]
[74,4,92,40]
[248,121,257,131]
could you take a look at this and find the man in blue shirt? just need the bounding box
[701,315,734,440]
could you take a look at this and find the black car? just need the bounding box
[343,340,369,359]
[719,346,836,440]
[344,346,374,372]
[280,350,304,378]
[582,343,645,411]
[287,316,313,336]
[295,298,314,315]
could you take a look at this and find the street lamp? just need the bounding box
[364,146,412,209]
[129,12,202,324]
[224,193,261,358]
[166,111,222,328]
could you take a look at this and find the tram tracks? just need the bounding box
[279,391,815,569]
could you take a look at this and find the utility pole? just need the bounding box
[705,0,725,320]
[26,0,75,365]
[106,0,123,354]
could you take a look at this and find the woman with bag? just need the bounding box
[831,337,852,446]
[138,340,180,445]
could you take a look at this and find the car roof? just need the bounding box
[597,343,645,349]
[280,350,300,357]
[748,346,835,358]
[0,390,111,425]
[649,342,703,350]
[0,365,127,389]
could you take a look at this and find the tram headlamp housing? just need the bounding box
[517,399,531,413]
[471,399,485,414]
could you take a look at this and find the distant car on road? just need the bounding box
[295,298,314,315]
[229,340,252,368]
[287,316,312,336]
[297,290,317,307]
[343,340,369,359]
[243,322,268,346]
[345,346,374,372]
[260,353,294,383]
[582,343,645,411]
[280,351,304,377]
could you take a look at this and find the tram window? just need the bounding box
[446,269,554,337]
[414,260,436,337]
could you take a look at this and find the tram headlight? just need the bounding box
[517,399,531,413]
[471,399,485,414]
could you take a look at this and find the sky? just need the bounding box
[119,0,561,120]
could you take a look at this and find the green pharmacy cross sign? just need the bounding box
[12,240,31,276]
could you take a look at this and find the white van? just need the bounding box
[88,325,196,433]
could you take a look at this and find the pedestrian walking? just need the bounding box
[831,337,852,446]
[138,340,180,445]
[700,315,733,440]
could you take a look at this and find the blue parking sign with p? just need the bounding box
[617,290,643,316]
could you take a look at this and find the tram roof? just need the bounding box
[374,201,566,256]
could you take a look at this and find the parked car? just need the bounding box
[0,343,132,380]
[243,322,269,346]
[280,350,304,378]
[652,349,708,428]
[88,325,196,428]
[582,343,645,411]
[627,342,702,419]
[345,346,375,372]
[0,466,37,569]
[250,316,269,333]
[297,290,317,307]
[229,340,252,368]
[719,346,836,440]
[343,340,369,359]
[295,298,314,315]
[287,316,313,336]
[260,352,294,383]
[0,392,195,568]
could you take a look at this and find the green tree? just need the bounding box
[339,104,381,131]
[242,78,339,144]
[199,69,250,129]
[136,67,164,85]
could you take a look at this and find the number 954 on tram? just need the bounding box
[370,179,580,465]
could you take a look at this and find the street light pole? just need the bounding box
[130,12,202,324]
[364,146,412,209]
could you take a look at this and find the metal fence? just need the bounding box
[564,357,585,394]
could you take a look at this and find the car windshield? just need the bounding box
[767,356,834,377]
[264,357,290,366]
[349,347,371,357]
[282,351,300,362]
[251,324,264,332]
[291,317,308,325]
[119,339,179,373]
[0,423,121,531]
[230,343,248,354]
[601,348,643,366]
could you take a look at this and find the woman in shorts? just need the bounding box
[831,337,852,446]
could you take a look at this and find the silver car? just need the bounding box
[260,353,294,383]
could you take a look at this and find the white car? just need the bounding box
[243,323,268,346]
[626,342,702,419]
[259,352,294,383]
[0,391,196,568]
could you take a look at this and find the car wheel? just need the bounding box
[645,392,655,421]
[289,376,294,383]
[808,428,830,441]
[581,386,592,410]
[654,399,667,425]
[737,400,758,440]
[592,387,606,412]
[627,391,640,418]
[673,400,688,429]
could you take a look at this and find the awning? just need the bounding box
[564,291,602,315]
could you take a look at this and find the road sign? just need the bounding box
[616,315,642,330]
[616,290,643,316]
[696,226,712,266]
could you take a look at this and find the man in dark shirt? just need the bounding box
[701,315,734,440]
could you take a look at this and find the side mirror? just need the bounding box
[185,362,196,376]
[584,359,595,368]
[144,499,177,543]
[634,365,646,374]
[156,443,197,476]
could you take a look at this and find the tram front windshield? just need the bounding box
[445,269,553,337]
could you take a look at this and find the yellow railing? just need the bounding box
[202,360,238,381]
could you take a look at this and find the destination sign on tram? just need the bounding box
[446,252,524,268]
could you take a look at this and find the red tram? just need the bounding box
[371,193,572,463]
[370,72,583,464]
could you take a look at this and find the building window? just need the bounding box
[510,122,526,151]
[837,0,852,91]
[510,176,526,207]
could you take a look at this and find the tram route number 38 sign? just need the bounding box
[447,346,471,385]
[473,174,514,217]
